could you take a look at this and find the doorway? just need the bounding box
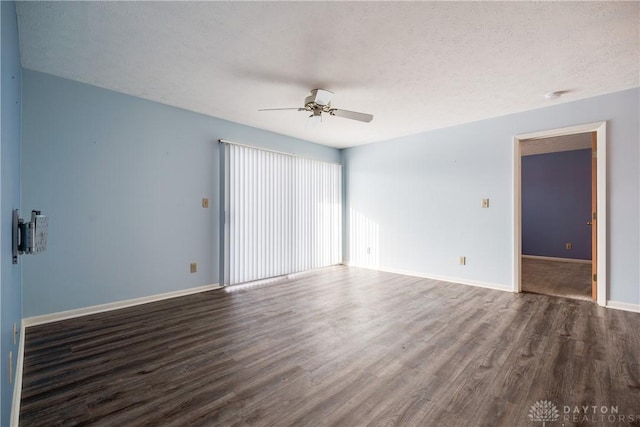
[513,122,607,306]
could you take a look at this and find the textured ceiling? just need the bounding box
[521,133,592,156]
[15,2,639,148]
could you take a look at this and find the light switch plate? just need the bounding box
[202,198,209,208]
[482,198,489,208]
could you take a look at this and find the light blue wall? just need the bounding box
[21,69,339,317]
[1,1,23,424]
[343,88,640,305]
[17,69,640,314]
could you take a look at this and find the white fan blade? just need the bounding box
[329,109,373,123]
[258,108,305,111]
[312,89,334,106]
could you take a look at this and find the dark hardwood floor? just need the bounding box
[20,266,640,426]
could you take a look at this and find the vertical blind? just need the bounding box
[223,142,342,285]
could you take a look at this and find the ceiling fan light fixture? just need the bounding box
[305,110,322,131]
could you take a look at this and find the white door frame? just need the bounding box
[513,121,607,306]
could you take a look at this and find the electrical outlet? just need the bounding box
[459,256,466,265]
[481,198,490,208]
[13,323,17,345]
[190,263,197,273]
[566,243,572,250]
[202,198,209,208]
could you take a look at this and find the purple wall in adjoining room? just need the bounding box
[522,149,592,260]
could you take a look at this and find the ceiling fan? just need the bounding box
[259,89,373,123]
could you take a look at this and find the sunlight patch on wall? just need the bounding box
[348,209,379,268]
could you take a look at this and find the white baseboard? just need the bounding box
[9,322,26,427]
[343,262,510,292]
[23,283,222,327]
[606,300,640,313]
[522,255,592,264]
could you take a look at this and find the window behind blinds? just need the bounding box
[223,143,342,285]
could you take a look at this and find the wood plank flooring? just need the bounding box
[19,266,640,426]
[522,258,592,301]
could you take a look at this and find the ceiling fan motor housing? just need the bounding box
[306,89,334,110]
